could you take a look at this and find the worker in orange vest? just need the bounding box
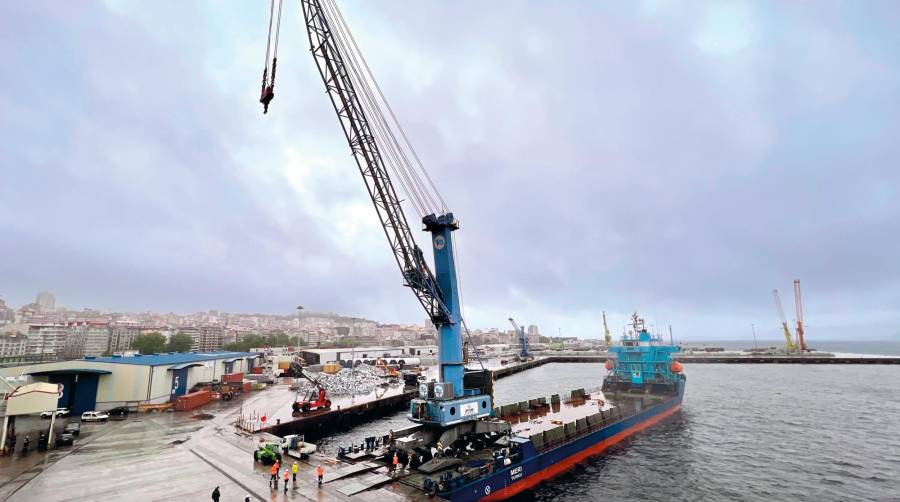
[392,452,399,475]
[315,465,325,487]
[269,463,278,488]
[283,469,290,493]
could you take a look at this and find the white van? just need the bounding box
[81,411,109,422]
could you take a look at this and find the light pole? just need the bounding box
[296,306,304,345]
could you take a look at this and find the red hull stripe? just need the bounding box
[482,404,681,501]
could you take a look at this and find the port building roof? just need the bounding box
[84,351,260,367]
[28,368,113,376]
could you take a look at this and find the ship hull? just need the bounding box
[444,387,684,502]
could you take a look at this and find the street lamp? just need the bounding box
[296,306,304,345]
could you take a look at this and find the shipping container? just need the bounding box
[175,390,212,411]
[221,372,244,383]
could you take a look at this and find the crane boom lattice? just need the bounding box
[301,0,448,324]
[772,289,797,352]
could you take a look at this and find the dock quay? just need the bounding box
[262,389,417,440]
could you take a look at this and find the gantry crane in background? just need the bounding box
[793,279,808,351]
[772,289,797,352]
[260,0,496,433]
[508,318,532,361]
[602,311,612,347]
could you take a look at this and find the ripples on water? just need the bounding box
[322,363,900,501]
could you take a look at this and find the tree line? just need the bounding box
[129,331,307,354]
[130,331,193,354]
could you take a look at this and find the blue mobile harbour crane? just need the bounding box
[507,318,532,361]
[258,0,509,458]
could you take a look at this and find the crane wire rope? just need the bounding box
[319,0,452,322]
[273,0,283,62]
[260,0,283,113]
[320,0,428,217]
[322,0,446,217]
[322,0,432,217]
[321,0,430,218]
[261,0,276,91]
[326,0,446,214]
[451,228,485,371]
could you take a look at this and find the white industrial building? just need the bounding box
[299,346,430,365]
[0,351,260,415]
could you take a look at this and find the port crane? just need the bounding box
[507,318,532,360]
[261,0,494,430]
[772,289,797,352]
[602,311,612,347]
[793,279,808,351]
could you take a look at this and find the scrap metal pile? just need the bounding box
[293,364,386,397]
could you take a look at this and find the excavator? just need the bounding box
[292,367,331,414]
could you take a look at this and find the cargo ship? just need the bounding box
[336,313,685,501]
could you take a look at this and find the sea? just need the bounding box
[320,345,900,501]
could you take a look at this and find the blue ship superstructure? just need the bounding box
[603,312,684,395]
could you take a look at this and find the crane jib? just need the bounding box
[300,0,450,325]
[296,0,494,425]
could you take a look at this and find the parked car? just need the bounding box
[55,433,74,447]
[80,411,109,422]
[107,406,130,420]
[63,422,81,436]
[40,408,69,419]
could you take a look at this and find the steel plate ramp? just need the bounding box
[337,473,393,496]
[323,461,380,483]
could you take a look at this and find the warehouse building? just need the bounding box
[299,346,428,365]
[0,351,260,414]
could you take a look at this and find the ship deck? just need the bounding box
[340,387,677,500]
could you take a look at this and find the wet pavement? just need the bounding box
[243,379,408,428]
[0,383,428,501]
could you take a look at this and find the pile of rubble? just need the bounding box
[294,364,386,397]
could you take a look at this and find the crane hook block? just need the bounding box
[260,85,274,114]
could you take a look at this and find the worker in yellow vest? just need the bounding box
[291,462,299,484]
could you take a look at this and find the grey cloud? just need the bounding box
[2,1,899,339]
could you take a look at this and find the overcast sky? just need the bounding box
[2,1,899,340]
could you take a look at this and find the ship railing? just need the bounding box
[532,403,644,454]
